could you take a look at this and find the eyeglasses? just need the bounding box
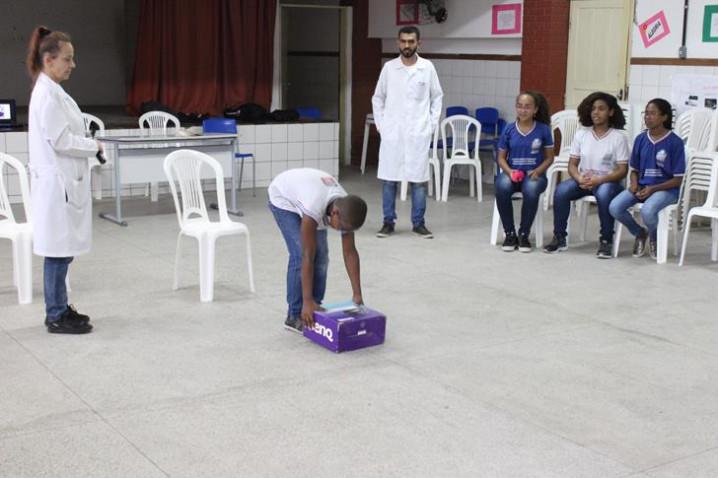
[643,110,662,116]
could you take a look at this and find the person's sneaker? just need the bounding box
[376,222,394,238]
[501,232,518,252]
[649,240,657,260]
[518,234,532,253]
[283,315,303,334]
[412,224,433,239]
[544,235,567,253]
[46,309,93,334]
[65,304,90,324]
[632,228,648,258]
[596,239,613,259]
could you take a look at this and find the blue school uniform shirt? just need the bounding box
[630,130,685,192]
[498,121,554,171]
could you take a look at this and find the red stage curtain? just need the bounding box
[127,0,276,115]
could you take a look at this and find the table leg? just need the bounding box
[99,143,128,226]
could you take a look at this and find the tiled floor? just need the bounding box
[1,168,718,477]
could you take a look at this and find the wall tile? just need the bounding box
[287,124,303,142]
[287,142,303,160]
[5,132,27,153]
[303,141,319,161]
[255,125,272,143]
[238,125,255,144]
[271,124,288,142]
[0,134,6,153]
[319,123,334,141]
[303,123,319,141]
[254,144,271,162]
[319,141,334,159]
[271,142,287,162]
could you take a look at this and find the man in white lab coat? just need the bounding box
[372,26,443,239]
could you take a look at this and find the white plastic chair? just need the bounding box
[551,110,581,156]
[676,108,713,152]
[0,153,33,304]
[440,115,482,202]
[82,113,107,201]
[140,111,180,201]
[490,190,545,248]
[164,149,255,302]
[615,150,712,263]
[679,153,718,266]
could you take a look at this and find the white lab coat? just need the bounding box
[371,55,443,183]
[28,73,98,257]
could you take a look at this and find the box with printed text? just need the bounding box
[304,305,386,353]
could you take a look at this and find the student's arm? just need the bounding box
[590,162,628,187]
[568,156,582,182]
[300,215,320,327]
[628,170,640,193]
[497,149,513,176]
[341,232,363,306]
[635,176,682,200]
[530,147,554,179]
[496,128,513,176]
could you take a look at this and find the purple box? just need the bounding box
[303,307,386,353]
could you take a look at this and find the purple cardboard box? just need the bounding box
[304,307,386,353]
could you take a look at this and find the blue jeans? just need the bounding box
[382,181,427,227]
[494,172,548,236]
[609,188,679,241]
[553,179,624,241]
[269,203,328,318]
[44,257,73,321]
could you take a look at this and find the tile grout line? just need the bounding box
[2,328,171,478]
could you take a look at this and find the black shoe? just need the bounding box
[649,240,657,260]
[544,235,567,253]
[65,304,90,324]
[284,315,303,334]
[376,222,395,238]
[596,239,613,259]
[412,224,434,239]
[46,309,93,334]
[518,234,532,253]
[632,228,648,258]
[502,232,518,252]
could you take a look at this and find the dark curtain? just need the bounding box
[127,0,276,115]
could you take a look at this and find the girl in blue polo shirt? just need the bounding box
[609,98,685,259]
[495,91,555,252]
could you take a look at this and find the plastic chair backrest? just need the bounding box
[446,106,469,118]
[475,107,500,136]
[296,107,321,120]
[551,110,580,155]
[676,108,713,151]
[82,113,105,133]
[0,153,31,223]
[441,115,481,159]
[202,117,237,134]
[164,149,229,227]
[139,111,180,131]
[706,108,718,152]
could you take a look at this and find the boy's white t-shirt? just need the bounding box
[570,128,630,177]
[268,168,347,229]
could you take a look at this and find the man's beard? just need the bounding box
[400,47,417,58]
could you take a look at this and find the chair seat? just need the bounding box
[0,221,32,239]
[235,153,254,158]
[181,219,248,238]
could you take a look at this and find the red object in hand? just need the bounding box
[511,170,525,182]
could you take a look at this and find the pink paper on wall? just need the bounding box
[639,10,671,48]
[492,3,522,35]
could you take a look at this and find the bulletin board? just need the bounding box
[703,4,718,42]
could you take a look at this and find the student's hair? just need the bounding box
[577,92,626,129]
[26,26,71,81]
[517,91,551,125]
[646,98,673,130]
[336,195,368,230]
[398,26,420,40]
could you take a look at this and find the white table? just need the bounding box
[96,132,238,226]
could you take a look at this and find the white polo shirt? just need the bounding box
[268,168,347,229]
[570,128,630,177]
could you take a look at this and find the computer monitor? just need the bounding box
[0,99,17,128]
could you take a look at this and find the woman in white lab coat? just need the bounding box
[26,26,100,334]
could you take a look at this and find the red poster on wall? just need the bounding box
[396,0,419,25]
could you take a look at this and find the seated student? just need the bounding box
[268,168,368,333]
[495,91,555,252]
[609,98,685,259]
[544,92,629,258]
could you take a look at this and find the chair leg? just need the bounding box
[198,235,216,302]
[244,232,256,293]
[15,234,32,305]
[150,182,159,202]
[657,209,669,264]
[612,223,621,258]
[712,218,718,261]
[173,233,182,291]
[400,181,408,201]
[578,202,589,242]
[490,200,501,246]
[535,198,544,248]
[679,213,693,266]
[238,157,245,193]
[469,166,475,198]
[441,164,451,202]
[428,166,434,197]
[11,240,19,287]
[92,167,103,200]
[252,156,256,197]
[434,164,442,202]
[476,164,482,202]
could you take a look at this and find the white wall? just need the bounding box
[632,0,718,59]
[0,0,131,107]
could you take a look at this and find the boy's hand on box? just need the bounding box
[301,301,320,328]
[352,294,364,306]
